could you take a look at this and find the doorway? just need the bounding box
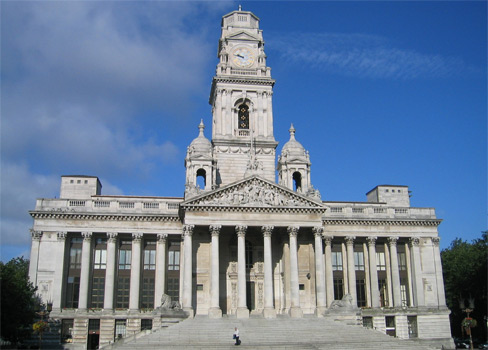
[246,281,255,311]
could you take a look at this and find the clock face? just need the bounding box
[232,47,255,68]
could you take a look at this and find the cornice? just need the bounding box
[29,211,180,222]
[322,218,442,227]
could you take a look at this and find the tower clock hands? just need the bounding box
[235,54,244,59]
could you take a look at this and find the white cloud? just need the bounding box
[270,32,469,79]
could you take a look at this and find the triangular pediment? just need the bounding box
[227,31,260,42]
[181,175,325,210]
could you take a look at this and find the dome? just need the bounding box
[280,124,308,159]
[188,120,212,157]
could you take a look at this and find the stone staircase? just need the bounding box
[107,315,439,350]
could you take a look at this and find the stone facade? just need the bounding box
[28,8,453,350]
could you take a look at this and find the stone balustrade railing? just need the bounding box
[324,203,436,219]
[34,197,182,215]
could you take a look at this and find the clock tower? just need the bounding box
[209,8,277,186]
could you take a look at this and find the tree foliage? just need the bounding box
[0,257,39,344]
[441,232,487,339]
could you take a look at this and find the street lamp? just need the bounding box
[460,296,477,350]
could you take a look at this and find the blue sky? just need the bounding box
[1,1,486,262]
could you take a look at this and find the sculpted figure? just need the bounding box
[160,293,181,310]
[330,294,354,310]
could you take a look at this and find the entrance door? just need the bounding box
[87,334,99,350]
[246,281,255,311]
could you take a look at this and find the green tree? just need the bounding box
[0,257,39,344]
[441,232,487,340]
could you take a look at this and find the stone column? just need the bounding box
[28,230,42,286]
[52,232,67,311]
[313,227,326,315]
[345,236,357,306]
[104,232,117,311]
[236,225,249,318]
[154,233,167,308]
[405,243,414,307]
[324,236,334,307]
[409,238,425,307]
[432,237,446,307]
[262,225,276,318]
[288,226,303,318]
[182,225,194,317]
[388,237,402,307]
[78,231,92,311]
[129,233,142,311]
[209,225,222,318]
[367,236,380,308]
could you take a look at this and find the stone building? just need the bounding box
[28,8,453,349]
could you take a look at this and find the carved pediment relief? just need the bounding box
[181,175,324,210]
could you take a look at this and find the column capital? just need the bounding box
[262,225,274,237]
[409,237,420,247]
[57,231,67,241]
[183,224,195,237]
[388,237,399,246]
[132,232,143,242]
[157,233,168,242]
[323,235,333,245]
[312,226,323,237]
[287,226,299,237]
[345,236,356,245]
[366,236,377,246]
[431,237,440,246]
[235,225,247,238]
[210,225,222,236]
[30,229,42,241]
[107,232,118,242]
[81,231,92,241]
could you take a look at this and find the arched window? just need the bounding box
[293,171,302,192]
[196,168,206,189]
[238,104,249,129]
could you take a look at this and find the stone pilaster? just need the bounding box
[236,225,249,318]
[432,237,446,307]
[78,231,92,311]
[28,229,42,286]
[182,225,194,317]
[154,233,168,308]
[345,236,357,306]
[129,233,142,311]
[262,225,276,318]
[104,232,117,311]
[388,237,402,307]
[52,231,67,311]
[209,225,222,318]
[313,227,326,315]
[367,236,380,308]
[409,237,425,307]
[288,226,303,318]
[323,236,334,307]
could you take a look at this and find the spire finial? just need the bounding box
[238,4,242,11]
[289,123,296,140]
[198,119,205,136]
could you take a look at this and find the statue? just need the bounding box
[330,294,355,310]
[160,293,181,310]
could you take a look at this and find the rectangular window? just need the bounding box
[90,276,105,308]
[119,250,132,270]
[398,252,407,271]
[94,249,107,269]
[376,252,386,271]
[141,319,152,331]
[167,277,179,302]
[333,278,344,300]
[143,250,156,270]
[115,320,126,338]
[354,251,365,271]
[65,276,80,308]
[61,319,74,343]
[168,250,180,271]
[332,252,343,271]
[362,316,373,329]
[141,277,155,309]
[69,248,82,269]
[400,278,409,307]
[88,319,100,332]
[407,316,418,338]
[356,279,367,307]
[378,279,389,307]
[385,316,396,337]
[116,277,130,309]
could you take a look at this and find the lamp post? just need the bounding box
[460,296,476,350]
[34,302,52,350]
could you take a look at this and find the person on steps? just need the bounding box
[233,327,240,346]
